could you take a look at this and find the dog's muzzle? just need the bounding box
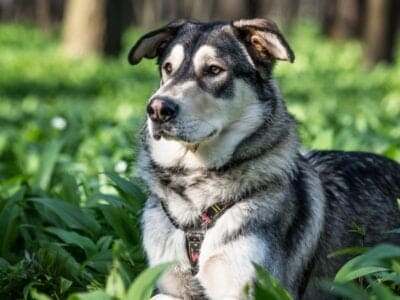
[147,97,179,123]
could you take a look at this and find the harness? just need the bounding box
[161,200,236,275]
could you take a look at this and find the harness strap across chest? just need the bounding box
[161,200,236,275]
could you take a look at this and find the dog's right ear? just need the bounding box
[128,19,187,65]
[231,18,295,64]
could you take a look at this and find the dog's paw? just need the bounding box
[151,294,182,300]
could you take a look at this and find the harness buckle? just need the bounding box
[185,230,204,273]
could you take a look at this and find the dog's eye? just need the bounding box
[204,65,224,76]
[163,62,173,75]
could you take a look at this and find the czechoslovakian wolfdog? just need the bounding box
[128,19,400,300]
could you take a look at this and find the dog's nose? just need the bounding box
[147,97,178,123]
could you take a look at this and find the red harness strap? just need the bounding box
[161,201,235,275]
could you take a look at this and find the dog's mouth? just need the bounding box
[151,123,217,145]
[152,128,175,141]
[151,123,176,141]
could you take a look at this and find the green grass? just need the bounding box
[0,21,399,299]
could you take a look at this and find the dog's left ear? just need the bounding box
[128,19,187,65]
[232,18,294,63]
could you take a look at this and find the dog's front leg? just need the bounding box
[198,255,249,300]
[197,235,277,300]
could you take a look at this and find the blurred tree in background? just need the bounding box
[363,0,399,68]
[323,0,365,39]
[62,0,130,57]
[1,0,399,67]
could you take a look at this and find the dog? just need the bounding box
[128,19,400,300]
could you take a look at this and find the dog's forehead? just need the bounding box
[162,23,244,64]
[158,21,256,87]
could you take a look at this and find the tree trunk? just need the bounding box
[36,0,52,30]
[275,0,299,29]
[321,0,338,36]
[215,0,250,20]
[62,0,126,58]
[103,0,126,56]
[190,0,214,21]
[247,0,263,19]
[363,0,398,68]
[14,0,37,22]
[329,0,365,39]
[140,0,163,28]
[62,0,106,58]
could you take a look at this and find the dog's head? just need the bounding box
[129,19,294,167]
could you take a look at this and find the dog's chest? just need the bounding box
[157,169,224,208]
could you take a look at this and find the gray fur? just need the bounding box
[129,19,400,300]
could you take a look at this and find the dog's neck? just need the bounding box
[138,120,299,226]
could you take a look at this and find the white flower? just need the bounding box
[51,116,67,130]
[114,160,128,173]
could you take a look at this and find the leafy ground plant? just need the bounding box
[324,243,400,299]
[65,262,292,300]
[65,262,173,300]
[0,172,147,299]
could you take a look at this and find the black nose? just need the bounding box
[147,97,178,123]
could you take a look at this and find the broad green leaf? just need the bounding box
[328,247,367,258]
[0,257,10,268]
[379,273,400,284]
[45,227,97,257]
[370,280,400,300]
[0,187,25,258]
[30,289,52,300]
[125,262,173,300]
[84,250,113,274]
[252,263,292,300]
[0,202,21,258]
[362,244,400,263]
[335,266,389,282]
[91,193,135,213]
[320,280,368,300]
[60,277,73,294]
[335,244,400,282]
[96,235,114,251]
[29,197,100,236]
[392,259,400,273]
[105,267,125,299]
[105,173,146,209]
[37,242,82,281]
[334,252,376,283]
[99,204,140,247]
[33,139,63,191]
[0,175,25,199]
[59,174,81,206]
[68,290,112,300]
[254,285,284,300]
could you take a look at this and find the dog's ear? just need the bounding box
[128,19,187,65]
[231,18,294,64]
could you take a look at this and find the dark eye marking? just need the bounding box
[163,62,173,75]
[203,64,225,76]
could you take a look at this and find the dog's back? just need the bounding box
[304,151,400,299]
